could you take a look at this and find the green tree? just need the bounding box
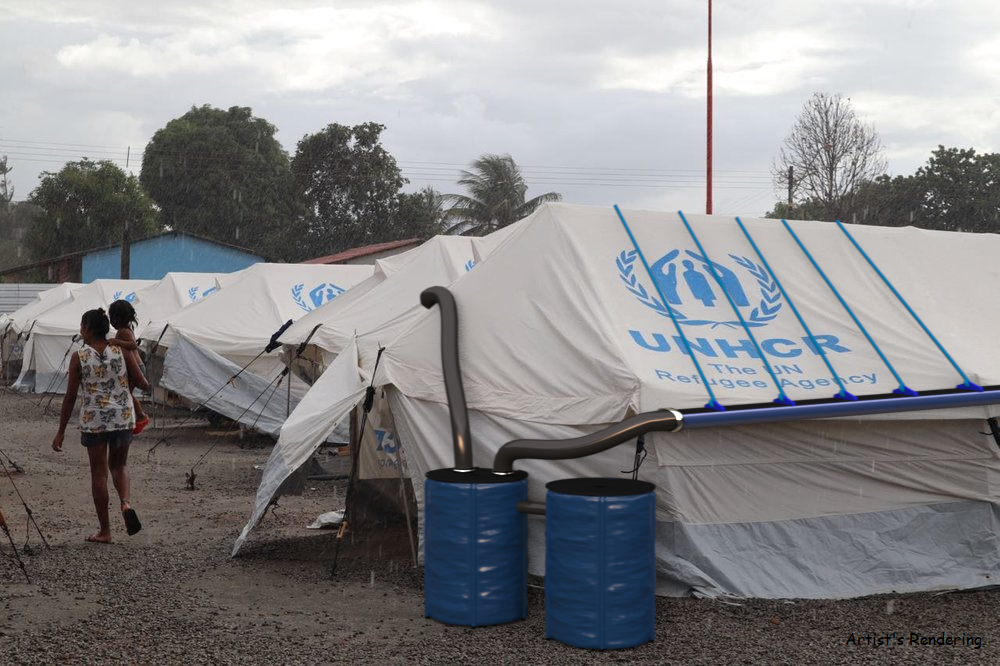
[772,93,887,222]
[910,146,1000,232]
[140,105,302,258]
[443,154,561,236]
[769,146,1000,233]
[292,122,425,255]
[846,174,928,227]
[0,155,19,269]
[764,199,831,221]
[24,159,160,262]
[768,173,925,225]
[1,155,13,208]
[0,201,41,270]
[394,186,446,240]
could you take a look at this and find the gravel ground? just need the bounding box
[1,388,997,665]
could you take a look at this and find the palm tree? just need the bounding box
[444,154,561,236]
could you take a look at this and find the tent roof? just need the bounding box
[133,272,228,339]
[379,203,1000,424]
[4,282,82,333]
[29,279,156,336]
[151,262,374,356]
[281,235,478,355]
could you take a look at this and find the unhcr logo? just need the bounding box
[375,429,397,455]
[618,249,781,329]
[187,286,218,302]
[111,291,137,303]
[291,282,346,312]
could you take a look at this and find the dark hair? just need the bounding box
[81,308,111,338]
[109,299,138,330]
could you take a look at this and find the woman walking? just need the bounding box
[53,308,150,543]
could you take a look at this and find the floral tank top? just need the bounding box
[77,345,135,433]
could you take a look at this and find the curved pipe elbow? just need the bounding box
[492,409,683,474]
[421,286,474,472]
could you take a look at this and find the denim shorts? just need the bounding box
[80,430,133,449]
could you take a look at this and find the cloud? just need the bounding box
[596,28,848,98]
[964,35,1000,87]
[853,93,1000,163]
[50,3,500,93]
[4,0,1000,219]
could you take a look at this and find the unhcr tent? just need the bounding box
[154,262,373,436]
[2,283,82,381]
[233,235,493,553]
[369,203,1000,599]
[13,279,155,393]
[4,282,82,336]
[234,203,1000,599]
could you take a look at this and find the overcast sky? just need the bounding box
[2,0,998,217]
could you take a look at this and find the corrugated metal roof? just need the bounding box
[301,238,422,264]
[0,283,53,314]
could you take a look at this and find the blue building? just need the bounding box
[82,231,263,282]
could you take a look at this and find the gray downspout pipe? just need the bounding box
[421,287,475,472]
[493,410,684,474]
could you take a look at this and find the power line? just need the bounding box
[0,136,776,198]
[1,136,773,177]
[0,138,135,151]
[1,150,771,183]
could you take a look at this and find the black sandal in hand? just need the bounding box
[122,507,142,536]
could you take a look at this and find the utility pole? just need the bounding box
[120,216,130,279]
[119,188,130,280]
[120,146,132,279]
[706,0,713,215]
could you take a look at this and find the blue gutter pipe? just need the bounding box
[681,388,1000,430]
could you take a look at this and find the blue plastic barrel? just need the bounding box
[424,468,528,626]
[545,478,656,649]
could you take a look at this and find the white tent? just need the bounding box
[13,279,155,393]
[340,203,1000,599]
[155,262,373,435]
[132,272,226,341]
[0,283,61,317]
[233,235,485,554]
[4,283,82,335]
[2,282,82,383]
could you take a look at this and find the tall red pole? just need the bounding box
[706,0,713,214]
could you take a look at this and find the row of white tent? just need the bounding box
[3,264,375,428]
[7,203,1000,599]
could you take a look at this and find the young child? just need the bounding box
[108,299,151,435]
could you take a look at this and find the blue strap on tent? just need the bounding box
[614,205,724,411]
[735,217,857,402]
[781,219,918,397]
[834,220,982,393]
[677,212,794,407]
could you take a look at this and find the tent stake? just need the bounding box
[395,443,418,568]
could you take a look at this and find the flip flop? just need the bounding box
[122,508,142,536]
[133,416,150,435]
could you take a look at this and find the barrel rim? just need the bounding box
[546,477,655,496]
[426,467,528,483]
